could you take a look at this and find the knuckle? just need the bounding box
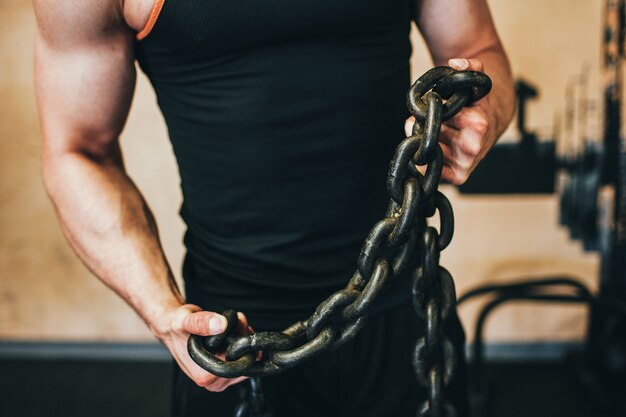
[451,170,469,185]
[172,304,201,333]
[452,176,467,186]
[171,321,185,334]
[448,111,465,127]
[186,314,203,333]
[194,374,214,387]
[473,118,489,135]
[460,139,481,158]
[468,58,484,71]
[468,111,489,135]
[459,108,474,122]
[172,314,190,334]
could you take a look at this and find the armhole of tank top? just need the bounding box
[136,0,165,41]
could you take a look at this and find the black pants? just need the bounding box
[171,301,469,417]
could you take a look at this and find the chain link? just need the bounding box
[187,66,492,415]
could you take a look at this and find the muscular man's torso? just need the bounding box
[126,0,413,330]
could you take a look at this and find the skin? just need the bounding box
[408,0,515,184]
[33,0,514,393]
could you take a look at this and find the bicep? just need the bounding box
[34,0,136,160]
[415,0,501,64]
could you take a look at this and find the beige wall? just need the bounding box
[0,0,602,343]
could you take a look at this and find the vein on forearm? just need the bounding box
[43,150,184,329]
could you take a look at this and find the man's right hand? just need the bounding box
[162,305,251,392]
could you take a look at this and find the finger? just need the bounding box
[415,163,426,176]
[202,376,249,392]
[233,376,249,386]
[171,304,201,333]
[413,142,456,184]
[441,117,487,167]
[448,57,484,72]
[228,376,249,387]
[445,106,489,135]
[236,312,250,334]
[438,124,460,148]
[441,165,460,185]
[186,353,238,391]
[440,141,461,184]
[231,317,260,359]
[439,141,474,185]
[205,376,249,393]
[415,140,468,183]
[439,141,453,168]
[177,310,228,336]
[442,138,475,172]
[174,354,219,390]
[405,116,415,137]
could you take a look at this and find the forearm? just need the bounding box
[43,149,184,338]
[34,0,247,390]
[416,0,515,140]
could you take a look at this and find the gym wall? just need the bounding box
[0,0,602,344]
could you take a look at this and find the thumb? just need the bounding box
[448,58,484,72]
[171,305,228,336]
[404,116,416,137]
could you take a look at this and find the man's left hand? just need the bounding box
[405,58,497,185]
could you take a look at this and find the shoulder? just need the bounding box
[33,0,155,42]
[123,0,158,33]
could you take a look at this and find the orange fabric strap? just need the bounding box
[136,0,165,41]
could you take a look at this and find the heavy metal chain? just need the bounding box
[188,66,492,416]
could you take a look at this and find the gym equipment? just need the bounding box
[456,1,626,415]
[187,68,492,417]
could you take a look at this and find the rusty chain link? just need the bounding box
[188,66,492,416]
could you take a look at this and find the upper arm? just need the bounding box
[415,0,503,65]
[34,0,136,161]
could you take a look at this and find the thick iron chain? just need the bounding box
[188,66,492,415]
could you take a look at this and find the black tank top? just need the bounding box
[135,0,413,330]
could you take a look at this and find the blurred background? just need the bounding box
[1,1,618,417]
